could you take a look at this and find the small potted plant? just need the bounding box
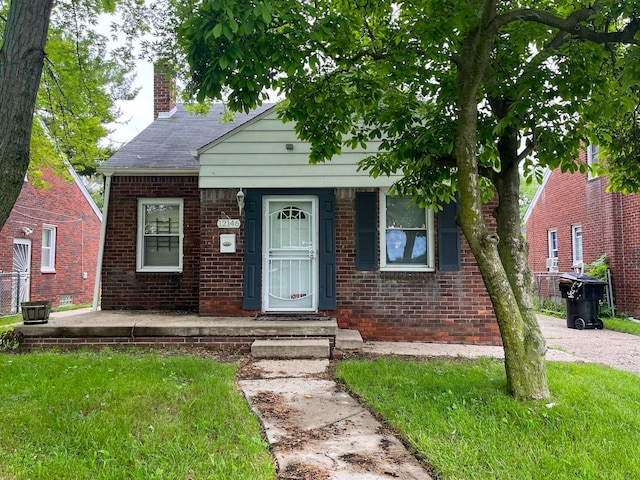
[20,300,52,324]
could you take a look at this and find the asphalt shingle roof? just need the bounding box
[101,103,273,171]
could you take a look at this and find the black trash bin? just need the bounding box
[559,273,607,330]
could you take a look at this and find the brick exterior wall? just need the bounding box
[618,195,640,316]
[333,189,499,343]
[526,151,640,317]
[0,169,101,307]
[199,189,246,315]
[102,179,500,344]
[100,176,200,311]
[196,187,500,344]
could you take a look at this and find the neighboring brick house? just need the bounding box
[524,147,640,316]
[95,70,501,344]
[0,166,102,314]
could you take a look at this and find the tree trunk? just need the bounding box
[0,0,55,230]
[454,4,549,400]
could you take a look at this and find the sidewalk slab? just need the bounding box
[238,360,432,480]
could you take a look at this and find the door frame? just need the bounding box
[12,238,32,309]
[262,195,319,312]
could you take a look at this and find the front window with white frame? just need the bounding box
[572,225,583,266]
[379,191,434,271]
[41,225,56,272]
[548,229,558,259]
[137,199,183,272]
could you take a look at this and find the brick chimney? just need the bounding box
[153,61,176,119]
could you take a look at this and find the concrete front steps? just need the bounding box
[251,329,363,359]
[15,311,363,357]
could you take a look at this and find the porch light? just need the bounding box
[236,188,245,215]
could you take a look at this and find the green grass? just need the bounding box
[336,357,640,480]
[603,316,640,336]
[0,313,21,327]
[0,351,275,480]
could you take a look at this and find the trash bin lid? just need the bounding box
[559,273,607,284]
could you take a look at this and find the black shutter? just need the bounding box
[438,198,461,271]
[242,191,262,309]
[318,191,336,310]
[355,192,377,270]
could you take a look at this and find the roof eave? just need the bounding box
[98,167,199,177]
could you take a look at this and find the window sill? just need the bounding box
[136,268,183,274]
[40,269,56,274]
[380,266,435,273]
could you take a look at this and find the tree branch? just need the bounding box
[517,134,539,164]
[497,5,640,45]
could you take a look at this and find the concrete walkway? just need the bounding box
[238,359,433,480]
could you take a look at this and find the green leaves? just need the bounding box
[173,0,640,197]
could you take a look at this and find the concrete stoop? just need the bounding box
[15,310,365,357]
[251,329,363,359]
[252,338,330,359]
[335,328,364,350]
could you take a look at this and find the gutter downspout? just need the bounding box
[92,173,112,311]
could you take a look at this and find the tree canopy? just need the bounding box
[170,0,640,399]
[173,0,640,192]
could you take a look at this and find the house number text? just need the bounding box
[217,219,241,229]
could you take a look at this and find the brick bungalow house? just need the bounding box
[94,71,501,344]
[524,146,640,316]
[0,166,102,314]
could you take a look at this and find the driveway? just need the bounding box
[537,313,640,374]
[364,314,640,375]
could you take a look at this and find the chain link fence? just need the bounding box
[534,270,615,317]
[0,272,23,316]
[534,273,565,315]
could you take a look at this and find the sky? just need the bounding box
[97,10,156,148]
[103,59,155,147]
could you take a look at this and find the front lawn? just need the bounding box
[336,357,640,480]
[0,351,275,480]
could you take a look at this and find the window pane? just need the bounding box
[144,204,179,234]
[42,229,51,248]
[386,230,427,264]
[574,227,583,262]
[386,196,425,229]
[143,237,180,266]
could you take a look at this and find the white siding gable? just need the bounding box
[197,108,401,188]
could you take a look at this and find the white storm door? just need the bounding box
[12,239,31,309]
[264,197,318,312]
